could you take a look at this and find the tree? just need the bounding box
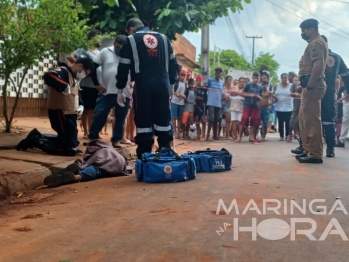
[198,50,250,76]
[252,52,280,85]
[0,0,89,133]
[80,0,252,40]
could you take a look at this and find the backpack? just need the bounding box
[174,80,187,92]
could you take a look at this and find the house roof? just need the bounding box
[175,53,201,69]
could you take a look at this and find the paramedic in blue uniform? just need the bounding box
[320,35,349,157]
[116,18,179,158]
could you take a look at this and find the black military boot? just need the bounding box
[291,146,304,155]
[326,148,335,158]
[49,163,80,176]
[295,153,307,160]
[44,172,77,187]
[324,124,335,158]
[16,128,42,151]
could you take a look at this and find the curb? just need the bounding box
[0,166,51,199]
[0,146,138,199]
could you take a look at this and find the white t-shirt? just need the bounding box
[171,81,186,105]
[94,46,131,96]
[274,83,293,112]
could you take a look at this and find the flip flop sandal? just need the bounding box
[252,141,261,145]
[120,139,133,144]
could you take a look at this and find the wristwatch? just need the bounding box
[306,86,313,90]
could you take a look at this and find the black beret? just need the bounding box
[300,19,319,29]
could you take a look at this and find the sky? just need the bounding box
[182,0,349,77]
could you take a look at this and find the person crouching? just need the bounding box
[16,54,94,156]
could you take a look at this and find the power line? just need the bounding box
[265,0,349,40]
[225,16,247,57]
[289,0,349,37]
[244,4,256,33]
[232,13,251,55]
[330,0,349,3]
[251,1,263,33]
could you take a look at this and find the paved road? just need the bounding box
[0,138,348,262]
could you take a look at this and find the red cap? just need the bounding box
[179,70,187,75]
[196,75,204,81]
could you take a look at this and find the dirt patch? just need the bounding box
[20,214,43,220]
[14,227,32,232]
[149,209,170,213]
[10,193,56,204]
[210,211,226,215]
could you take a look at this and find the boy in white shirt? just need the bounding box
[171,70,187,139]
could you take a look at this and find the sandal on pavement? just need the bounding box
[120,139,133,144]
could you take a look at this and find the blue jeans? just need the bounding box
[79,165,101,181]
[260,108,269,128]
[88,94,130,143]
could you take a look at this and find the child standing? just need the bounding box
[259,80,279,142]
[237,72,262,143]
[171,70,187,139]
[230,77,246,140]
[194,75,207,141]
[182,78,197,139]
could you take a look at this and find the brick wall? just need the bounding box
[172,34,196,61]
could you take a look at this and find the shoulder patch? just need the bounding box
[143,34,158,49]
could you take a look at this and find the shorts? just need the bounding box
[222,104,230,113]
[289,111,299,130]
[268,112,275,122]
[171,103,184,119]
[182,111,194,125]
[259,108,269,128]
[208,106,222,122]
[194,104,205,118]
[80,86,98,109]
[230,111,242,122]
[241,106,261,127]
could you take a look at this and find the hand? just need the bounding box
[96,85,106,94]
[117,89,126,107]
[344,94,349,102]
[62,85,71,96]
[76,105,84,116]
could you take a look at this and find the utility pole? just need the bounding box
[218,48,221,64]
[245,35,263,65]
[213,45,216,64]
[201,25,210,81]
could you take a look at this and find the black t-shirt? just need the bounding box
[196,87,207,108]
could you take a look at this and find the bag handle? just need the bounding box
[154,147,181,161]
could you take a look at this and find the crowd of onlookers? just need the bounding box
[67,30,348,149]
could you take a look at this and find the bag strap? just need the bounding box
[154,148,181,161]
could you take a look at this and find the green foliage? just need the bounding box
[198,50,250,76]
[79,0,251,40]
[0,0,90,132]
[251,52,280,85]
[198,50,280,84]
[79,0,137,35]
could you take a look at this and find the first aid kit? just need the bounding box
[136,148,196,183]
[182,148,232,173]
